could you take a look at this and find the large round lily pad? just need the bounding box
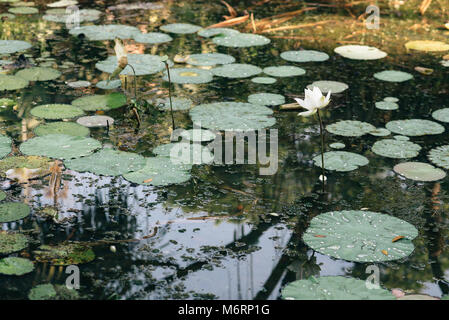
[212,33,270,47]
[326,120,376,137]
[0,40,31,54]
[76,115,114,128]
[33,243,95,265]
[282,276,394,300]
[211,63,262,79]
[394,162,446,182]
[162,68,213,84]
[432,108,449,123]
[190,102,275,131]
[372,139,421,159]
[160,23,202,34]
[28,284,57,300]
[155,97,193,111]
[312,151,368,172]
[0,257,34,276]
[71,93,127,111]
[405,40,449,52]
[69,24,140,40]
[0,231,28,254]
[307,80,348,94]
[303,210,418,262]
[65,148,146,176]
[34,122,90,137]
[30,104,84,120]
[15,67,61,81]
[334,45,387,60]
[385,119,444,136]
[374,70,413,82]
[428,145,449,169]
[96,54,167,76]
[152,142,214,165]
[0,135,12,159]
[0,202,30,223]
[248,93,285,106]
[186,53,235,66]
[0,75,29,91]
[134,32,173,44]
[20,134,101,160]
[263,66,305,77]
[280,50,329,62]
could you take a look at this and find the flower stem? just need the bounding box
[164,62,176,131]
[317,109,325,193]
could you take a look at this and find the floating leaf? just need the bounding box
[303,210,418,262]
[431,108,449,123]
[393,162,446,182]
[211,63,262,78]
[0,135,12,159]
[385,119,444,136]
[375,101,398,110]
[34,122,90,137]
[0,191,5,201]
[280,50,329,63]
[329,142,345,149]
[96,54,168,76]
[33,243,95,265]
[428,145,449,169]
[0,202,30,223]
[251,77,276,84]
[28,284,57,300]
[15,67,61,81]
[212,32,270,47]
[372,139,421,159]
[155,97,193,111]
[160,23,202,34]
[334,45,387,60]
[71,93,127,111]
[0,75,29,91]
[95,80,121,90]
[0,40,31,54]
[30,104,84,120]
[383,96,399,103]
[76,115,114,128]
[69,24,140,40]
[67,81,91,88]
[162,68,213,84]
[0,231,28,254]
[8,6,38,14]
[405,40,449,52]
[368,128,391,137]
[263,66,305,77]
[197,27,239,38]
[248,93,285,106]
[326,120,375,137]
[186,53,235,66]
[43,8,101,23]
[313,151,368,172]
[373,70,413,82]
[307,80,348,93]
[47,0,78,7]
[0,257,34,276]
[134,32,173,44]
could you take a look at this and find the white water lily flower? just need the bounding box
[295,86,331,117]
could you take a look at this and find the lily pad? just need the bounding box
[65,148,146,176]
[282,276,394,300]
[30,104,84,120]
[179,129,216,142]
[303,210,418,262]
[0,231,28,254]
[374,70,413,82]
[0,202,30,223]
[162,68,213,84]
[69,24,139,40]
[186,53,235,66]
[34,122,90,137]
[160,23,202,34]
[394,162,446,182]
[71,93,127,111]
[372,139,421,159]
[0,75,29,91]
[368,128,391,137]
[329,142,345,149]
[96,54,167,76]
[428,145,449,169]
[0,40,31,54]
[326,120,376,137]
[313,151,369,172]
[76,115,114,128]
[405,40,449,52]
[15,67,61,81]
[20,134,101,160]
[307,80,348,94]
[0,257,34,276]
[33,243,95,265]
[28,284,57,300]
[197,27,239,38]
[152,142,214,165]
[134,32,173,44]
[0,191,5,201]
[0,155,53,179]
[385,119,444,136]
[0,135,12,158]
[280,50,329,63]
[384,97,399,103]
[375,101,398,110]
[432,108,449,123]
[8,7,38,14]
[0,13,15,20]
[248,93,285,106]
[48,0,78,7]
[155,97,193,111]
[394,135,409,141]
[43,9,101,23]
[96,80,121,90]
[263,66,306,77]
[211,63,262,79]
[251,77,276,84]
[212,33,270,47]
[334,45,387,60]
[190,102,275,131]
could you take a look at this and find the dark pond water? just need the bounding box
[1,0,449,300]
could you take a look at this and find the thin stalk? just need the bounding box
[126,64,141,128]
[163,62,176,131]
[317,109,325,193]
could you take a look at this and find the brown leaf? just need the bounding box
[415,66,433,75]
[392,235,405,243]
[143,178,153,183]
[221,0,237,19]
[381,250,388,256]
[419,0,432,15]
[314,235,326,238]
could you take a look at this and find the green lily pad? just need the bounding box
[211,63,262,78]
[303,210,418,262]
[248,92,285,106]
[96,80,121,90]
[190,102,275,131]
[0,191,6,201]
[307,80,348,94]
[197,27,239,38]
[280,50,329,62]
[385,119,444,136]
[96,54,167,76]
[0,75,29,91]
[263,66,306,77]
[65,148,146,176]
[30,104,84,120]
[15,67,61,81]
[33,243,95,265]
[20,134,101,160]
[71,93,127,111]
[405,40,449,52]
[313,151,368,172]
[186,53,235,66]
[326,120,376,137]
[428,145,449,169]
[394,162,446,182]
[0,155,53,178]
[334,45,387,60]
[76,115,114,128]
[0,202,30,223]
[152,142,214,165]
[329,142,345,149]
[69,24,140,40]
[155,97,193,111]
[0,257,34,276]
[162,68,213,84]
[375,101,398,110]
[372,139,421,159]
[43,9,101,23]
[0,135,12,158]
[394,135,409,141]
[0,231,28,254]
[368,128,391,137]
[251,77,276,84]
[28,284,57,300]
[124,156,192,186]
[48,0,78,7]
[384,97,399,102]
[212,33,270,47]
[179,129,216,142]
[34,121,90,137]
[432,108,449,123]
[8,7,38,14]
[160,23,202,34]
[282,276,394,300]
[0,40,31,54]
[134,32,173,44]
[374,70,413,82]
[67,81,91,88]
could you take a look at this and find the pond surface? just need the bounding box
[0,0,449,300]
